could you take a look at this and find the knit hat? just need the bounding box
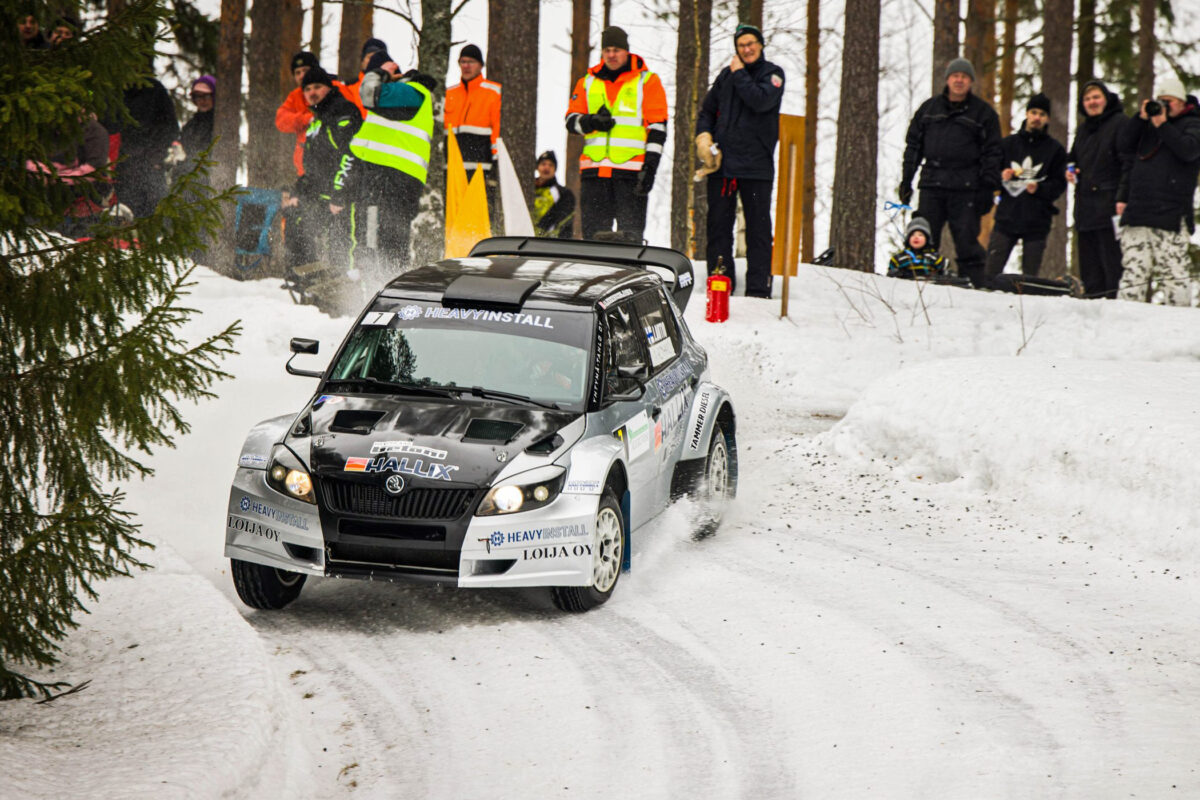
[300,67,334,89]
[1157,75,1188,101]
[291,51,319,71]
[734,23,764,46]
[459,44,484,64]
[360,37,387,58]
[537,150,557,167]
[905,217,932,243]
[944,58,976,81]
[600,26,629,51]
[191,75,216,94]
[1027,92,1051,114]
[364,50,392,73]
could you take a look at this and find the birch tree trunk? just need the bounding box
[829,0,879,272]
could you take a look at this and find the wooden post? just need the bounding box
[772,115,805,315]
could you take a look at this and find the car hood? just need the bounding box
[301,393,580,488]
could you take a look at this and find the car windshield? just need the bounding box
[327,303,595,409]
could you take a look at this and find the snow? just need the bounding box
[3,263,1200,798]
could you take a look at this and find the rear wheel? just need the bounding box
[551,491,624,612]
[695,422,735,538]
[231,558,307,610]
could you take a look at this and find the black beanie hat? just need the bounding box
[364,50,392,73]
[291,51,319,71]
[301,67,334,90]
[459,44,484,64]
[537,150,557,167]
[360,37,387,58]
[601,26,629,51]
[734,23,764,46]
[1027,92,1051,114]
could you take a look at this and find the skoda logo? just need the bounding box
[384,474,406,495]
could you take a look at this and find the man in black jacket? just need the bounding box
[696,23,785,298]
[900,58,1003,289]
[1116,76,1200,305]
[983,94,1067,282]
[1067,80,1127,298]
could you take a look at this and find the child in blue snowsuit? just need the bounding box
[888,217,946,278]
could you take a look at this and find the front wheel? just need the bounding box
[695,422,735,538]
[551,491,624,612]
[231,558,307,610]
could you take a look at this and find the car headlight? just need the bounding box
[476,473,565,516]
[266,446,316,504]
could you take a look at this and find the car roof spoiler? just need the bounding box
[469,237,697,311]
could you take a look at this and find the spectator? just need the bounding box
[277,51,357,178]
[342,37,387,115]
[48,13,78,46]
[900,58,1003,289]
[445,44,502,226]
[26,114,110,236]
[1115,76,1200,305]
[983,93,1067,282]
[1067,80,1127,298]
[565,26,668,243]
[531,150,576,238]
[179,75,215,164]
[18,10,47,49]
[299,67,363,275]
[696,22,785,298]
[888,217,946,279]
[111,67,180,218]
[352,52,436,275]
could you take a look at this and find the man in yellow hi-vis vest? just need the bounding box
[351,51,436,276]
[565,26,668,242]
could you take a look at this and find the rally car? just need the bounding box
[225,237,737,612]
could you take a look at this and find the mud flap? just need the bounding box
[621,489,632,573]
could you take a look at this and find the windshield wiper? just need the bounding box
[464,386,562,410]
[325,376,456,398]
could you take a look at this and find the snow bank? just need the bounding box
[0,544,312,799]
[823,357,1200,562]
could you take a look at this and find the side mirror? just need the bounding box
[617,364,649,381]
[286,337,323,378]
[606,365,648,402]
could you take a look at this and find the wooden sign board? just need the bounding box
[771,114,807,279]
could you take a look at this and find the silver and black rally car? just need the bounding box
[225,237,737,612]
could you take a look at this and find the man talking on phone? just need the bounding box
[696,23,785,298]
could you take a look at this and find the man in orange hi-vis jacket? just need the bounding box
[565,26,668,243]
[445,44,501,177]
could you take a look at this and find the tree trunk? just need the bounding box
[1076,0,1095,88]
[670,0,712,256]
[567,0,590,238]
[1136,0,1155,101]
[802,0,818,263]
[931,0,960,94]
[247,0,284,188]
[829,0,879,272]
[213,0,247,273]
[997,0,1017,133]
[963,0,995,105]
[1041,0,1073,278]
[338,0,367,81]
[411,0,453,265]
[602,0,611,29]
[310,0,323,60]
[736,0,763,28]
[486,0,539,206]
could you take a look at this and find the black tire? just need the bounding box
[551,491,624,612]
[694,422,735,539]
[230,558,307,610]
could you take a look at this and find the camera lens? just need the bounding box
[1145,100,1163,117]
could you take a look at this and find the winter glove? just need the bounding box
[579,106,616,134]
[635,152,661,197]
[165,141,186,166]
[897,183,913,206]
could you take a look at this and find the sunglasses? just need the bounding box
[191,92,213,101]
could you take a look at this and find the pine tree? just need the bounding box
[0,0,240,699]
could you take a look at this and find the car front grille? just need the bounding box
[320,478,477,520]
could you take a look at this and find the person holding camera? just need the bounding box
[1066,80,1128,299]
[565,26,668,242]
[695,23,785,299]
[899,58,1003,289]
[1115,76,1200,305]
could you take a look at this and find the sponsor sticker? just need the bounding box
[370,440,448,459]
[678,272,693,288]
[621,410,651,460]
[522,543,593,560]
[313,394,345,409]
[238,496,311,531]
[478,523,589,553]
[238,453,269,468]
[227,514,281,542]
[343,455,459,480]
[599,288,635,309]
[689,390,712,451]
[565,479,602,494]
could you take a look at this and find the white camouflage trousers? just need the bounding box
[1118,224,1194,306]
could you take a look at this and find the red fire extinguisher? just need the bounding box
[706,257,730,323]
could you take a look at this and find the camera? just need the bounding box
[1145,99,1163,117]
